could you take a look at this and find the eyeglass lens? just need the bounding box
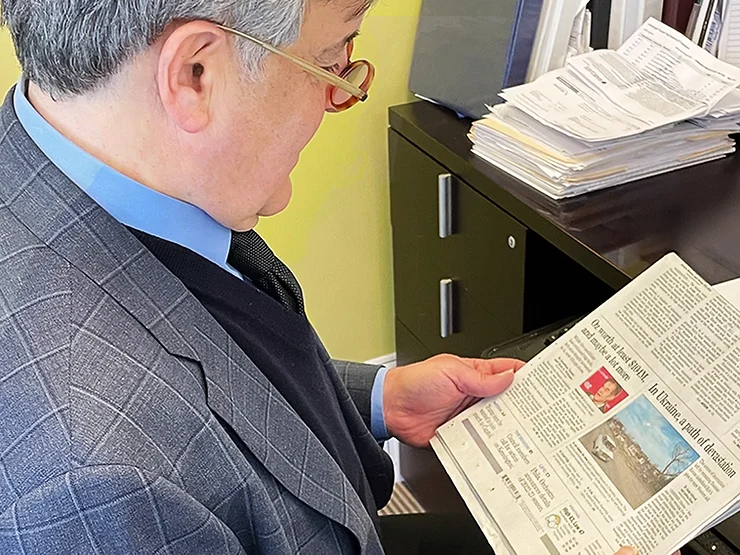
[331,62,372,108]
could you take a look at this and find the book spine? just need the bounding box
[663,0,681,27]
[503,0,546,87]
[677,0,698,31]
[698,0,718,43]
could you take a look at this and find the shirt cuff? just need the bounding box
[370,365,391,441]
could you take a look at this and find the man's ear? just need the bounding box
[157,21,228,134]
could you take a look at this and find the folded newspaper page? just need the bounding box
[432,253,740,555]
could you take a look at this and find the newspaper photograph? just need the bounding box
[578,395,699,510]
[432,254,740,555]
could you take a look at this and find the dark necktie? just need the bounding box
[228,230,305,315]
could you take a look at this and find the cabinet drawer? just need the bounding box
[448,179,526,329]
[408,277,518,357]
[389,131,526,355]
[394,319,432,366]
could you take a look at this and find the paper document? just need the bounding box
[433,253,740,555]
[566,8,592,60]
[619,18,740,105]
[707,87,740,116]
[503,18,740,142]
[715,277,740,308]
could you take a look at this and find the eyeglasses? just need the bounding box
[216,24,375,113]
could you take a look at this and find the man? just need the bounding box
[589,378,624,413]
[0,0,638,553]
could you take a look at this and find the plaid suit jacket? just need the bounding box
[0,90,390,554]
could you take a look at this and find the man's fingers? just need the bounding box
[460,357,526,375]
[612,546,677,555]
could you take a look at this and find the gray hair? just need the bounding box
[0,0,307,96]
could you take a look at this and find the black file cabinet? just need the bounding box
[388,104,616,511]
[390,131,526,361]
[388,125,613,368]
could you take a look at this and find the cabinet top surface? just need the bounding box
[389,101,740,288]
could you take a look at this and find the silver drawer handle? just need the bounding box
[440,278,454,338]
[438,173,453,239]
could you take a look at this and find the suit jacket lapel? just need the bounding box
[0,95,376,547]
[181,306,377,542]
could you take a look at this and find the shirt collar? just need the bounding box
[13,77,240,278]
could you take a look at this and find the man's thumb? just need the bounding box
[458,367,515,398]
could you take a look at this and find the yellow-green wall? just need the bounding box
[0,0,423,362]
[259,0,422,361]
[0,28,19,93]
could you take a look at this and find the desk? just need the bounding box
[388,100,740,513]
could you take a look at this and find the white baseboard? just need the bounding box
[384,438,403,483]
[363,353,402,482]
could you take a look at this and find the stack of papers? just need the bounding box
[471,18,740,199]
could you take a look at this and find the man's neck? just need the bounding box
[29,80,159,185]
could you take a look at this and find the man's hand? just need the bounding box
[616,548,679,555]
[383,354,525,448]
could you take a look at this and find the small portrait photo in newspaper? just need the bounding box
[579,396,700,510]
[580,367,629,414]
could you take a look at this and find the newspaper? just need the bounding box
[500,18,740,142]
[432,253,740,555]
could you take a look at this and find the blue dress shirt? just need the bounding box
[13,78,390,440]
